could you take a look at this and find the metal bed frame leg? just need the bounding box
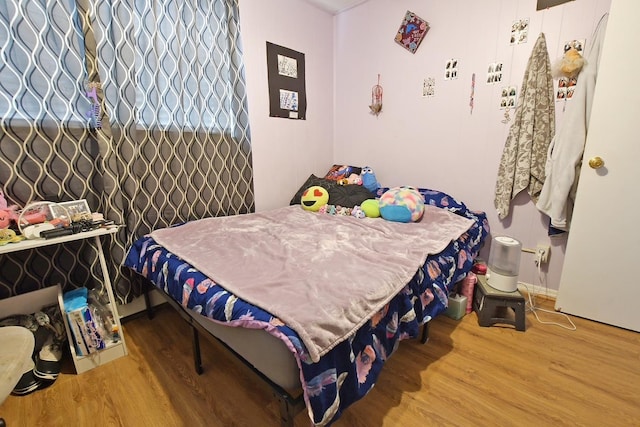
[192,326,203,375]
[420,321,430,344]
[142,279,306,423]
[143,280,154,320]
[275,391,298,427]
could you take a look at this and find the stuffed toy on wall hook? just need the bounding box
[369,74,383,116]
[552,46,585,79]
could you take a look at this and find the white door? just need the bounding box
[555,0,640,332]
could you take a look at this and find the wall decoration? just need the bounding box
[267,42,306,119]
[369,74,383,116]
[486,62,503,84]
[563,39,584,54]
[280,89,299,111]
[444,58,459,80]
[499,85,517,124]
[500,86,518,109]
[510,19,529,45]
[554,39,584,103]
[422,77,435,98]
[537,0,574,10]
[556,76,577,101]
[395,11,430,54]
[469,73,476,115]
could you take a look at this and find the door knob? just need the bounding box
[588,156,604,169]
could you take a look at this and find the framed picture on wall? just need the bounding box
[537,0,574,10]
[266,42,307,120]
[394,10,430,54]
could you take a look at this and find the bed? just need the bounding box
[123,185,489,426]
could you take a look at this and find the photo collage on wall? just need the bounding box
[510,18,529,45]
[556,39,585,101]
[266,42,307,120]
[500,86,518,109]
[487,62,504,84]
[422,77,435,97]
[444,59,459,80]
[278,54,299,112]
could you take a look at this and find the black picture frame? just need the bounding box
[266,42,307,120]
[536,0,574,10]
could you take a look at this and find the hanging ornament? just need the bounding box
[501,107,512,124]
[469,73,476,115]
[369,74,383,116]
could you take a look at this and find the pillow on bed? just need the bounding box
[323,164,362,182]
[328,185,376,207]
[290,175,339,206]
[290,174,375,207]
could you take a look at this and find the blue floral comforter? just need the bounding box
[123,188,489,426]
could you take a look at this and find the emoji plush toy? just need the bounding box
[300,186,329,212]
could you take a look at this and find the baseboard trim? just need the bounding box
[116,289,166,319]
[518,282,557,300]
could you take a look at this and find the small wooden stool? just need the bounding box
[473,274,526,331]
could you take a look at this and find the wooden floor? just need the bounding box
[2,299,639,426]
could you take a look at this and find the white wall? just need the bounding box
[333,0,610,291]
[239,0,335,212]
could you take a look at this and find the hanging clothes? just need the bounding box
[495,33,555,220]
[536,14,609,231]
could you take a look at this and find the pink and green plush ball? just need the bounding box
[379,186,425,222]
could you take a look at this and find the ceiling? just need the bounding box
[303,0,369,15]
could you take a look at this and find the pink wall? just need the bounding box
[333,0,610,291]
[239,0,335,212]
[239,0,611,292]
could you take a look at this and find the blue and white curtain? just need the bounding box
[0,0,254,302]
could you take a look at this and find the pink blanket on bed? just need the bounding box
[150,205,473,363]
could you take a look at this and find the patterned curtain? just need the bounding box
[0,0,254,303]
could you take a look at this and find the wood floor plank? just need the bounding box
[1,300,638,426]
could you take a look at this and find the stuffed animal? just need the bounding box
[361,166,381,193]
[552,47,585,79]
[338,174,363,186]
[379,186,425,223]
[0,190,19,229]
[347,173,362,185]
[300,186,329,212]
[335,205,351,216]
[351,205,366,219]
[318,204,356,217]
[360,199,380,218]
